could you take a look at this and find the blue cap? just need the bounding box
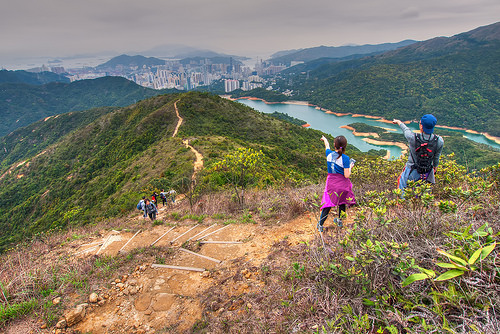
[420,114,437,134]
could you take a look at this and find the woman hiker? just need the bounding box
[317,135,356,232]
[144,198,158,222]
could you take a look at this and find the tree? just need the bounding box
[213,147,265,209]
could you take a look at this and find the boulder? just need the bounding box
[55,318,67,329]
[89,292,98,303]
[64,304,86,327]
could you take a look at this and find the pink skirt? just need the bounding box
[320,173,356,210]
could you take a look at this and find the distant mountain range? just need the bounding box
[0,69,69,85]
[140,44,248,60]
[96,54,166,70]
[268,40,417,65]
[277,22,500,137]
[0,76,174,137]
[96,53,247,71]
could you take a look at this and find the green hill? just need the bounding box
[0,92,358,252]
[0,76,175,137]
[0,69,69,85]
[278,22,500,137]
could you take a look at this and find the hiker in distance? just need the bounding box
[393,114,444,190]
[144,198,158,222]
[160,189,168,207]
[317,135,356,232]
[169,189,177,203]
[137,196,147,220]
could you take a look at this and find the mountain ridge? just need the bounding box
[0,69,69,85]
[269,40,417,65]
[277,21,500,137]
[0,76,175,138]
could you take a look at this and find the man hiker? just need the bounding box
[393,114,444,190]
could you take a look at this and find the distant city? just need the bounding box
[23,56,299,94]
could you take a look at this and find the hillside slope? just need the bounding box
[0,92,342,251]
[0,69,69,85]
[0,76,173,137]
[281,22,500,136]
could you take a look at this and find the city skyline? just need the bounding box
[1,0,499,67]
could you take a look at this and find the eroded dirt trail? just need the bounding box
[171,99,183,138]
[171,98,203,182]
[68,205,354,333]
[182,139,203,182]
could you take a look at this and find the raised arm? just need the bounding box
[393,119,414,141]
[320,135,330,150]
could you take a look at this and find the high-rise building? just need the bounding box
[224,79,240,93]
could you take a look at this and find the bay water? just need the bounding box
[238,99,500,159]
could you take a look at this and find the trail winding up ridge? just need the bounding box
[172,99,203,182]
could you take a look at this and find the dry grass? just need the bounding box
[175,184,324,223]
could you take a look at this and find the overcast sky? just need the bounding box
[1,0,499,66]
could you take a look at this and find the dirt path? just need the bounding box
[69,211,322,333]
[63,205,356,333]
[172,99,183,138]
[182,139,203,182]
[171,99,204,182]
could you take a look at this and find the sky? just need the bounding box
[1,0,499,67]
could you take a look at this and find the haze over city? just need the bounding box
[2,0,500,67]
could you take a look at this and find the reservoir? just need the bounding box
[237,99,500,158]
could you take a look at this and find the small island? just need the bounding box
[269,111,307,126]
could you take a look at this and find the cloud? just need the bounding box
[0,0,499,63]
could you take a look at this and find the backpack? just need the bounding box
[137,200,144,210]
[412,133,439,174]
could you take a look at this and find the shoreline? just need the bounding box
[363,138,408,155]
[226,96,500,146]
[382,149,391,160]
[340,125,380,138]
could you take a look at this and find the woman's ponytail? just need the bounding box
[334,136,347,157]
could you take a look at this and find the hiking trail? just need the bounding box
[172,99,203,182]
[59,206,350,333]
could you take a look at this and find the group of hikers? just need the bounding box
[137,189,177,221]
[317,114,443,232]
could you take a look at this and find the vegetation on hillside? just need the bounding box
[0,69,69,85]
[284,46,500,137]
[0,76,175,137]
[0,107,116,168]
[0,94,188,251]
[269,111,307,126]
[197,156,500,333]
[230,88,290,102]
[269,23,500,137]
[1,154,497,333]
[0,92,345,252]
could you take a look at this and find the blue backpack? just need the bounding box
[137,200,144,210]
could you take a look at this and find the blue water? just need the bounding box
[238,99,500,158]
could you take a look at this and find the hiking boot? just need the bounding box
[317,221,324,233]
[334,218,343,227]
